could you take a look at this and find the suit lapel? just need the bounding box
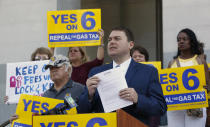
[125,60,138,84]
[103,62,113,70]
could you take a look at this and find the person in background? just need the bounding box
[131,45,160,127]
[4,47,53,123]
[43,55,84,101]
[167,28,210,127]
[8,55,85,124]
[31,47,53,61]
[77,26,167,125]
[130,45,149,62]
[68,30,104,85]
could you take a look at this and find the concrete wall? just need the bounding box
[81,0,158,63]
[163,0,210,68]
[55,0,81,56]
[0,0,56,123]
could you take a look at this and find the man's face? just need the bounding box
[107,30,133,57]
[49,65,69,82]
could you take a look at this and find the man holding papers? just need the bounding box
[77,26,167,125]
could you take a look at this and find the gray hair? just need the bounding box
[64,62,72,77]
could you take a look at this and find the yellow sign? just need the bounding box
[47,9,101,47]
[33,112,117,127]
[159,65,208,111]
[11,94,76,127]
[140,61,161,71]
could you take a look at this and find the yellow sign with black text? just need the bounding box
[33,112,117,127]
[47,9,101,47]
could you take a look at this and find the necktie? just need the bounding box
[115,65,120,68]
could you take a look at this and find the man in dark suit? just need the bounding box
[77,26,167,125]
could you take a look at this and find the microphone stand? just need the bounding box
[0,120,10,127]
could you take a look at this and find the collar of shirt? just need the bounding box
[113,57,132,76]
[49,79,73,92]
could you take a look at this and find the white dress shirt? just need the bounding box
[113,57,132,76]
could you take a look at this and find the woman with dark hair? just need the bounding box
[131,45,161,127]
[167,28,210,127]
[130,45,149,62]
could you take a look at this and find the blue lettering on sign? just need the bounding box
[23,99,32,111]
[160,73,168,84]
[15,65,38,76]
[182,68,199,90]
[42,83,49,92]
[44,75,51,80]
[42,64,47,72]
[169,72,178,83]
[70,14,77,23]
[67,121,78,127]
[160,72,178,85]
[86,117,107,127]
[40,122,78,127]
[166,84,179,92]
[23,99,50,113]
[15,85,35,94]
[66,24,78,30]
[49,32,99,42]
[81,11,96,30]
[24,75,42,85]
[51,15,60,24]
[40,122,53,127]
[13,122,32,127]
[51,14,77,24]
[32,101,40,113]
[164,91,206,105]
[61,14,69,23]
[40,103,49,114]
[39,118,107,127]
[54,122,65,127]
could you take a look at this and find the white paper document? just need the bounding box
[95,68,133,113]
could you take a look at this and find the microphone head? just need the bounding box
[64,94,78,108]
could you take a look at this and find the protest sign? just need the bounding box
[47,9,101,47]
[11,94,65,127]
[6,60,53,104]
[33,113,116,127]
[159,65,208,111]
[140,61,161,71]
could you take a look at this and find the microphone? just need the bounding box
[0,120,10,127]
[41,94,77,115]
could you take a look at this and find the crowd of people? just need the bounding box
[3,27,210,127]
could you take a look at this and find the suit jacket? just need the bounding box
[77,59,167,125]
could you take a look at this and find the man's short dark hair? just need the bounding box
[111,26,134,42]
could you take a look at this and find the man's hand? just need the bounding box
[119,88,138,103]
[86,76,100,100]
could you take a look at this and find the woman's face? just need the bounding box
[132,50,146,62]
[177,32,191,52]
[68,47,82,62]
[34,53,49,61]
